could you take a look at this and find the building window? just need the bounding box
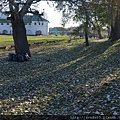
[42,23,43,25]
[34,22,37,25]
[1,23,3,25]
[29,23,31,25]
[39,22,40,25]
[7,23,9,25]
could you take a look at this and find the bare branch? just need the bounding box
[8,0,19,12]
[20,0,40,18]
[9,2,14,12]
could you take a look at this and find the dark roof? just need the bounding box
[51,27,68,32]
[0,14,49,23]
[24,14,49,23]
[56,27,64,31]
[0,19,11,23]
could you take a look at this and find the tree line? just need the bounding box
[54,0,120,46]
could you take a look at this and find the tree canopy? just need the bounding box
[54,0,120,41]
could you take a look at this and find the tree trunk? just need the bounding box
[97,29,103,39]
[84,9,89,46]
[110,0,120,41]
[110,16,120,41]
[109,25,114,40]
[11,18,31,57]
[109,0,114,40]
[85,28,89,46]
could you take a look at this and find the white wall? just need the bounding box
[0,11,49,35]
[0,23,12,34]
[0,21,49,35]
[28,21,49,35]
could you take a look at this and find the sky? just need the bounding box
[38,1,79,28]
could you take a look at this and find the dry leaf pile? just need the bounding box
[0,39,119,115]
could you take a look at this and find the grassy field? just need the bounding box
[0,35,69,46]
[0,36,119,116]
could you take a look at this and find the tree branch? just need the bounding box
[20,0,35,18]
[8,0,19,12]
[9,2,14,12]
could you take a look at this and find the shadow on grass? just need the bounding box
[0,40,119,114]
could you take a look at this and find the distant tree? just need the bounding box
[54,0,120,42]
[54,0,91,46]
[0,0,43,57]
[61,16,68,35]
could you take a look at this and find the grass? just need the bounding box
[0,36,119,115]
[0,35,69,46]
[0,35,14,46]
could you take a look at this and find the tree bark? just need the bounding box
[97,29,103,39]
[85,27,89,46]
[110,0,120,41]
[111,20,120,41]
[84,9,89,46]
[109,25,114,40]
[11,18,31,57]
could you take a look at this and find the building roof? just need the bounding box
[0,19,11,23]
[50,27,68,32]
[24,14,49,23]
[0,14,49,23]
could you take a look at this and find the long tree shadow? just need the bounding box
[0,40,119,114]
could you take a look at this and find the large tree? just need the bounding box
[109,0,120,41]
[1,0,42,57]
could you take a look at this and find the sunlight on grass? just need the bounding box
[100,68,120,85]
[0,35,69,46]
[56,56,85,71]
[0,37,119,115]
[0,93,58,115]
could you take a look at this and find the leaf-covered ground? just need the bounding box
[0,39,119,115]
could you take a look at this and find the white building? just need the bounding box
[0,12,49,35]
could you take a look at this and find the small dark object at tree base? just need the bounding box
[17,54,24,62]
[8,53,15,61]
[8,53,30,62]
[13,54,18,62]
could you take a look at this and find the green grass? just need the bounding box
[0,35,69,46]
[0,35,14,46]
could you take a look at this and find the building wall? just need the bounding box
[0,19,49,35]
[0,23,12,34]
[50,30,68,35]
[0,12,49,35]
[24,21,49,35]
[50,27,68,35]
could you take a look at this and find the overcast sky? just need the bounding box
[38,1,79,28]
